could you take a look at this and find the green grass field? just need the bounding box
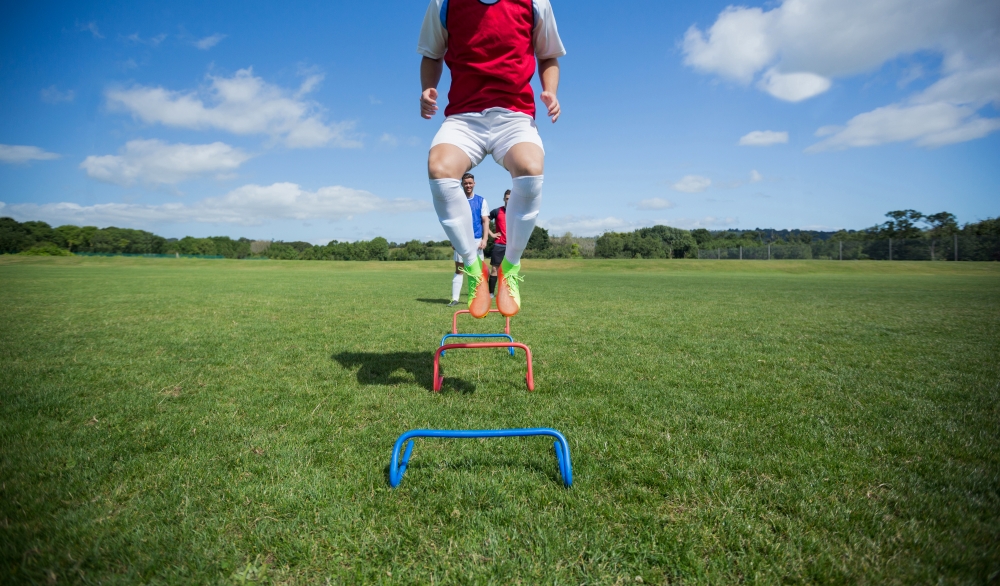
[2,256,998,584]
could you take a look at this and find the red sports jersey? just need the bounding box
[443,0,537,118]
[489,206,507,245]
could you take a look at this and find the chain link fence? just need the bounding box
[697,235,1000,261]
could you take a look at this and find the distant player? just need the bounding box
[418,0,565,317]
[488,189,510,297]
[448,173,490,306]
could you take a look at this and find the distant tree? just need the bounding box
[19,242,72,256]
[172,236,217,256]
[925,212,958,237]
[264,242,299,259]
[963,217,1000,236]
[595,232,625,258]
[690,228,712,246]
[366,237,389,260]
[56,225,98,251]
[526,226,550,251]
[882,210,924,238]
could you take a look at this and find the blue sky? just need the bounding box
[1,0,998,243]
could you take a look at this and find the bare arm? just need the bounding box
[420,57,443,119]
[479,215,490,249]
[538,57,561,123]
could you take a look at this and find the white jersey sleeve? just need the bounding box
[532,0,567,60]
[480,198,490,220]
[417,0,448,59]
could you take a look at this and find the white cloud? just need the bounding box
[379,133,399,148]
[540,216,647,236]
[78,21,104,39]
[739,130,789,146]
[126,32,166,46]
[663,216,739,230]
[40,86,75,104]
[80,139,252,186]
[634,197,675,210]
[106,68,359,148]
[684,0,1000,149]
[1,183,429,227]
[808,65,1000,151]
[757,68,831,102]
[683,0,998,86]
[0,144,60,164]
[672,175,712,193]
[194,33,226,50]
[807,102,1000,151]
[683,6,775,84]
[750,170,763,183]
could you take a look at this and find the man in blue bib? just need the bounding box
[448,172,491,306]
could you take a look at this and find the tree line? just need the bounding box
[2,209,996,260]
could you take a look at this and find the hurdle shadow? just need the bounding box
[332,351,475,394]
[415,298,451,305]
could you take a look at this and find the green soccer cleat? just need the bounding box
[496,258,523,317]
[464,258,491,318]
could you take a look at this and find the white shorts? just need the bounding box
[431,108,544,167]
[454,249,485,263]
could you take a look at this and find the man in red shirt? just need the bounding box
[488,189,510,297]
[418,0,566,318]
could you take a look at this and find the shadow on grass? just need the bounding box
[332,351,475,393]
[415,298,452,305]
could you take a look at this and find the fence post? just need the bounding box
[839,241,843,261]
[954,234,958,261]
[740,245,743,260]
[768,243,771,260]
[889,238,892,261]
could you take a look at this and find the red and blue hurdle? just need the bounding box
[452,309,511,335]
[434,342,534,391]
[442,309,516,356]
[389,428,573,488]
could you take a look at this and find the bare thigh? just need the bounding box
[428,144,473,179]
[502,142,545,177]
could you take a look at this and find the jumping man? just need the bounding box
[418,0,565,318]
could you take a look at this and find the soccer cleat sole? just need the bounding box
[496,267,520,317]
[468,264,492,318]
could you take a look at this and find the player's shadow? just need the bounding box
[332,351,475,394]
[415,298,451,305]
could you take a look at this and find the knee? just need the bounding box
[427,156,453,180]
[505,147,545,177]
[516,160,544,177]
[427,147,466,180]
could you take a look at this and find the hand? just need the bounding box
[421,88,438,119]
[541,91,560,123]
[478,240,487,251]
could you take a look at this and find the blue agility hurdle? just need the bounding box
[444,309,516,357]
[389,428,573,488]
[439,332,516,356]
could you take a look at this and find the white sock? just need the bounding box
[451,273,463,301]
[504,175,543,265]
[430,178,477,266]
